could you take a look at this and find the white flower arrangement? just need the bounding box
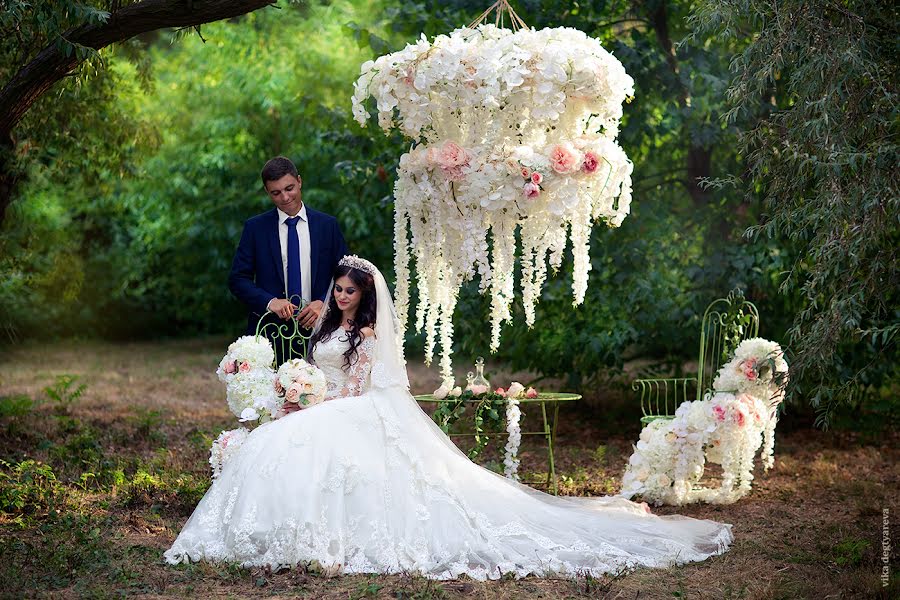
[353,24,635,380]
[621,338,787,505]
[713,337,789,402]
[209,427,250,479]
[502,382,525,480]
[274,359,328,409]
[216,336,276,383]
[225,368,280,423]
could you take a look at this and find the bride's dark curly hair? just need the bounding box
[310,265,377,371]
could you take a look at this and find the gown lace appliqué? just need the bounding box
[164,334,733,580]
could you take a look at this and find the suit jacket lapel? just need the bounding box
[306,207,321,290]
[267,209,285,287]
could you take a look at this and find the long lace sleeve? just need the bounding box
[332,335,375,398]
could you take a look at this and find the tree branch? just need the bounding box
[0,0,274,140]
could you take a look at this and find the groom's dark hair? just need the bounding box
[261,156,299,184]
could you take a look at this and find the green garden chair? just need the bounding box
[633,289,760,424]
[254,296,313,366]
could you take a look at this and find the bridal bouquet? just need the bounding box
[216,336,275,382]
[209,427,250,479]
[353,24,634,381]
[274,359,327,409]
[216,336,279,423]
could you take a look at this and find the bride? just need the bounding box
[165,255,733,580]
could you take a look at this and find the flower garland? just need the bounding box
[209,427,250,479]
[620,338,788,505]
[353,24,635,380]
[431,379,537,477]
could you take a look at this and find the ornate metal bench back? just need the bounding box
[255,309,313,367]
[696,290,760,400]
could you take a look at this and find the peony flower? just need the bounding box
[530,172,543,185]
[548,143,580,174]
[285,387,300,403]
[525,387,538,398]
[224,361,237,375]
[436,141,469,168]
[581,151,599,174]
[741,359,758,381]
[713,404,726,421]
[520,166,531,179]
[523,181,541,198]
[495,387,507,396]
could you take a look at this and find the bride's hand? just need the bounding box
[281,402,302,415]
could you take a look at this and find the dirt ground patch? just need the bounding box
[1,338,896,599]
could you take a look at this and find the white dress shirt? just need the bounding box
[275,204,311,304]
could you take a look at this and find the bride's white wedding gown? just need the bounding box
[165,332,733,580]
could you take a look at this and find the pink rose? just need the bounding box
[581,151,599,174]
[525,387,538,399]
[713,404,726,422]
[467,384,488,395]
[741,359,758,381]
[523,181,541,198]
[274,379,285,394]
[549,143,579,174]
[495,387,507,397]
[520,166,531,179]
[238,362,251,373]
[285,387,299,403]
[530,172,543,185]
[734,408,746,427]
[437,141,469,168]
[224,361,237,375]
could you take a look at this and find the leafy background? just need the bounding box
[0,0,896,428]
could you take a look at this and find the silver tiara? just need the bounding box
[339,255,377,276]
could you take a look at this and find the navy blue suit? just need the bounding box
[228,206,348,336]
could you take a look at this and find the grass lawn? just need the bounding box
[0,337,896,598]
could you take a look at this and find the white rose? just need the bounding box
[433,384,451,400]
[448,386,462,398]
[506,382,525,399]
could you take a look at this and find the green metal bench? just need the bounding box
[633,289,760,424]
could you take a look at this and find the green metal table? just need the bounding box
[414,392,581,495]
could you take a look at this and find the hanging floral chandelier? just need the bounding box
[352,1,635,381]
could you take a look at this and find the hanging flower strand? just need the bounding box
[352,7,635,381]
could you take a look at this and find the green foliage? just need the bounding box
[0,394,32,418]
[0,459,65,523]
[431,391,512,459]
[690,0,899,424]
[43,374,87,413]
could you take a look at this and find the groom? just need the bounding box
[228,156,348,358]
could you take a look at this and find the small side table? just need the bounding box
[414,392,581,495]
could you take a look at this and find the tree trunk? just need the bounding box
[647,1,712,206]
[0,0,275,225]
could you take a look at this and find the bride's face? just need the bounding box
[333,275,362,315]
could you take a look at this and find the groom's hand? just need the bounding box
[268,298,297,320]
[296,300,324,329]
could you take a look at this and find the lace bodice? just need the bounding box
[311,331,375,399]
